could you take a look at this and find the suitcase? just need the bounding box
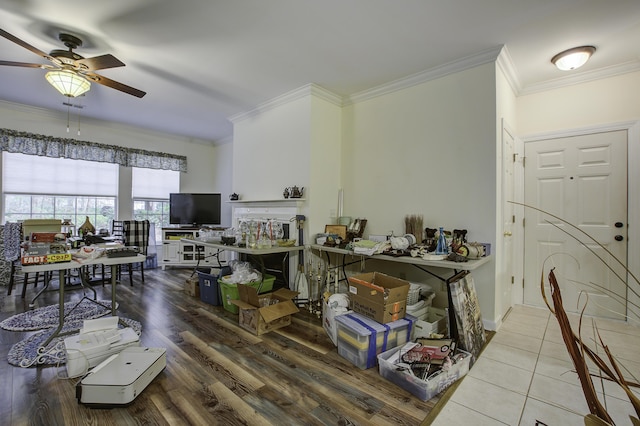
[76,347,166,407]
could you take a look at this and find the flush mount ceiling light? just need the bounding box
[45,69,91,97]
[551,46,596,71]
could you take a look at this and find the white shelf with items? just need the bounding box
[161,228,227,270]
[227,199,305,205]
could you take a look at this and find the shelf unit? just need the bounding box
[161,228,226,270]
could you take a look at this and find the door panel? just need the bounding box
[524,130,627,319]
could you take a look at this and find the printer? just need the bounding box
[64,316,140,378]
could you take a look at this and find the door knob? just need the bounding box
[503,231,512,236]
[615,235,624,241]
[615,222,624,228]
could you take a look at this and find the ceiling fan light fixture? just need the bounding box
[551,46,596,71]
[45,69,91,97]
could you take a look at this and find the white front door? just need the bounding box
[523,130,628,319]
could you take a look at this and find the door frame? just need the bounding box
[501,120,525,314]
[521,120,640,321]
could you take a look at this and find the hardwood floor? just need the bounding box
[0,267,444,425]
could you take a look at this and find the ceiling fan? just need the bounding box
[0,28,146,98]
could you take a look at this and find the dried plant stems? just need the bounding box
[523,198,640,423]
[546,268,614,423]
[404,214,424,243]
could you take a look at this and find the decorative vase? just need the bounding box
[78,216,96,236]
[435,227,449,255]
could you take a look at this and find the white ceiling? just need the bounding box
[0,0,639,144]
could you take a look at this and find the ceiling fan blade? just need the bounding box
[85,72,146,98]
[77,54,125,71]
[0,60,47,68]
[0,28,51,60]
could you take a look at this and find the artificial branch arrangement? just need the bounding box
[513,202,640,425]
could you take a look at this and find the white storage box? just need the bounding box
[322,294,352,346]
[77,347,166,406]
[377,342,471,401]
[412,307,447,338]
[335,313,414,369]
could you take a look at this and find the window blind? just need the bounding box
[132,167,179,199]
[3,152,118,196]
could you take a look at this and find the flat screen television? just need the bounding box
[169,193,221,226]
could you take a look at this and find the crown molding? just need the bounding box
[519,60,640,95]
[229,83,342,123]
[496,45,521,94]
[344,46,504,105]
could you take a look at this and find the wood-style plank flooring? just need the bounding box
[0,267,445,425]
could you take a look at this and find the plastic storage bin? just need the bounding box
[335,313,413,369]
[377,343,471,401]
[219,274,276,314]
[197,268,225,306]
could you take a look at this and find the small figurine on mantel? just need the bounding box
[290,186,304,198]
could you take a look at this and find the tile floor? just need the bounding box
[431,304,640,425]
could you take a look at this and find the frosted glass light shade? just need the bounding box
[551,46,596,71]
[45,70,91,97]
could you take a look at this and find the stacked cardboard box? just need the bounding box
[347,272,410,323]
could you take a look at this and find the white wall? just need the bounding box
[308,94,343,234]
[342,63,499,326]
[213,142,234,227]
[232,94,312,202]
[0,99,223,220]
[231,85,343,243]
[517,71,640,135]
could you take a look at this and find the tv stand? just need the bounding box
[161,228,226,270]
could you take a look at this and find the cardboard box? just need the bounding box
[184,276,200,298]
[22,219,61,240]
[30,232,59,243]
[348,272,410,323]
[21,253,72,265]
[377,342,471,401]
[231,285,299,335]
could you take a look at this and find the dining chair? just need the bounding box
[111,220,124,240]
[122,220,150,286]
[7,220,59,298]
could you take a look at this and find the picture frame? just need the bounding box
[324,225,347,239]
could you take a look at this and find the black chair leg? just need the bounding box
[7,262,15,296]
[140,263,145,282]
[129,264,134,286]
[21,272,32,299]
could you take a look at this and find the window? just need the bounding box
[132,167,179,243]
[2,153,118,231]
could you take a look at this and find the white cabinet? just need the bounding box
[161,228,226,269]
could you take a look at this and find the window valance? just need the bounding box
[0,128,187,172]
